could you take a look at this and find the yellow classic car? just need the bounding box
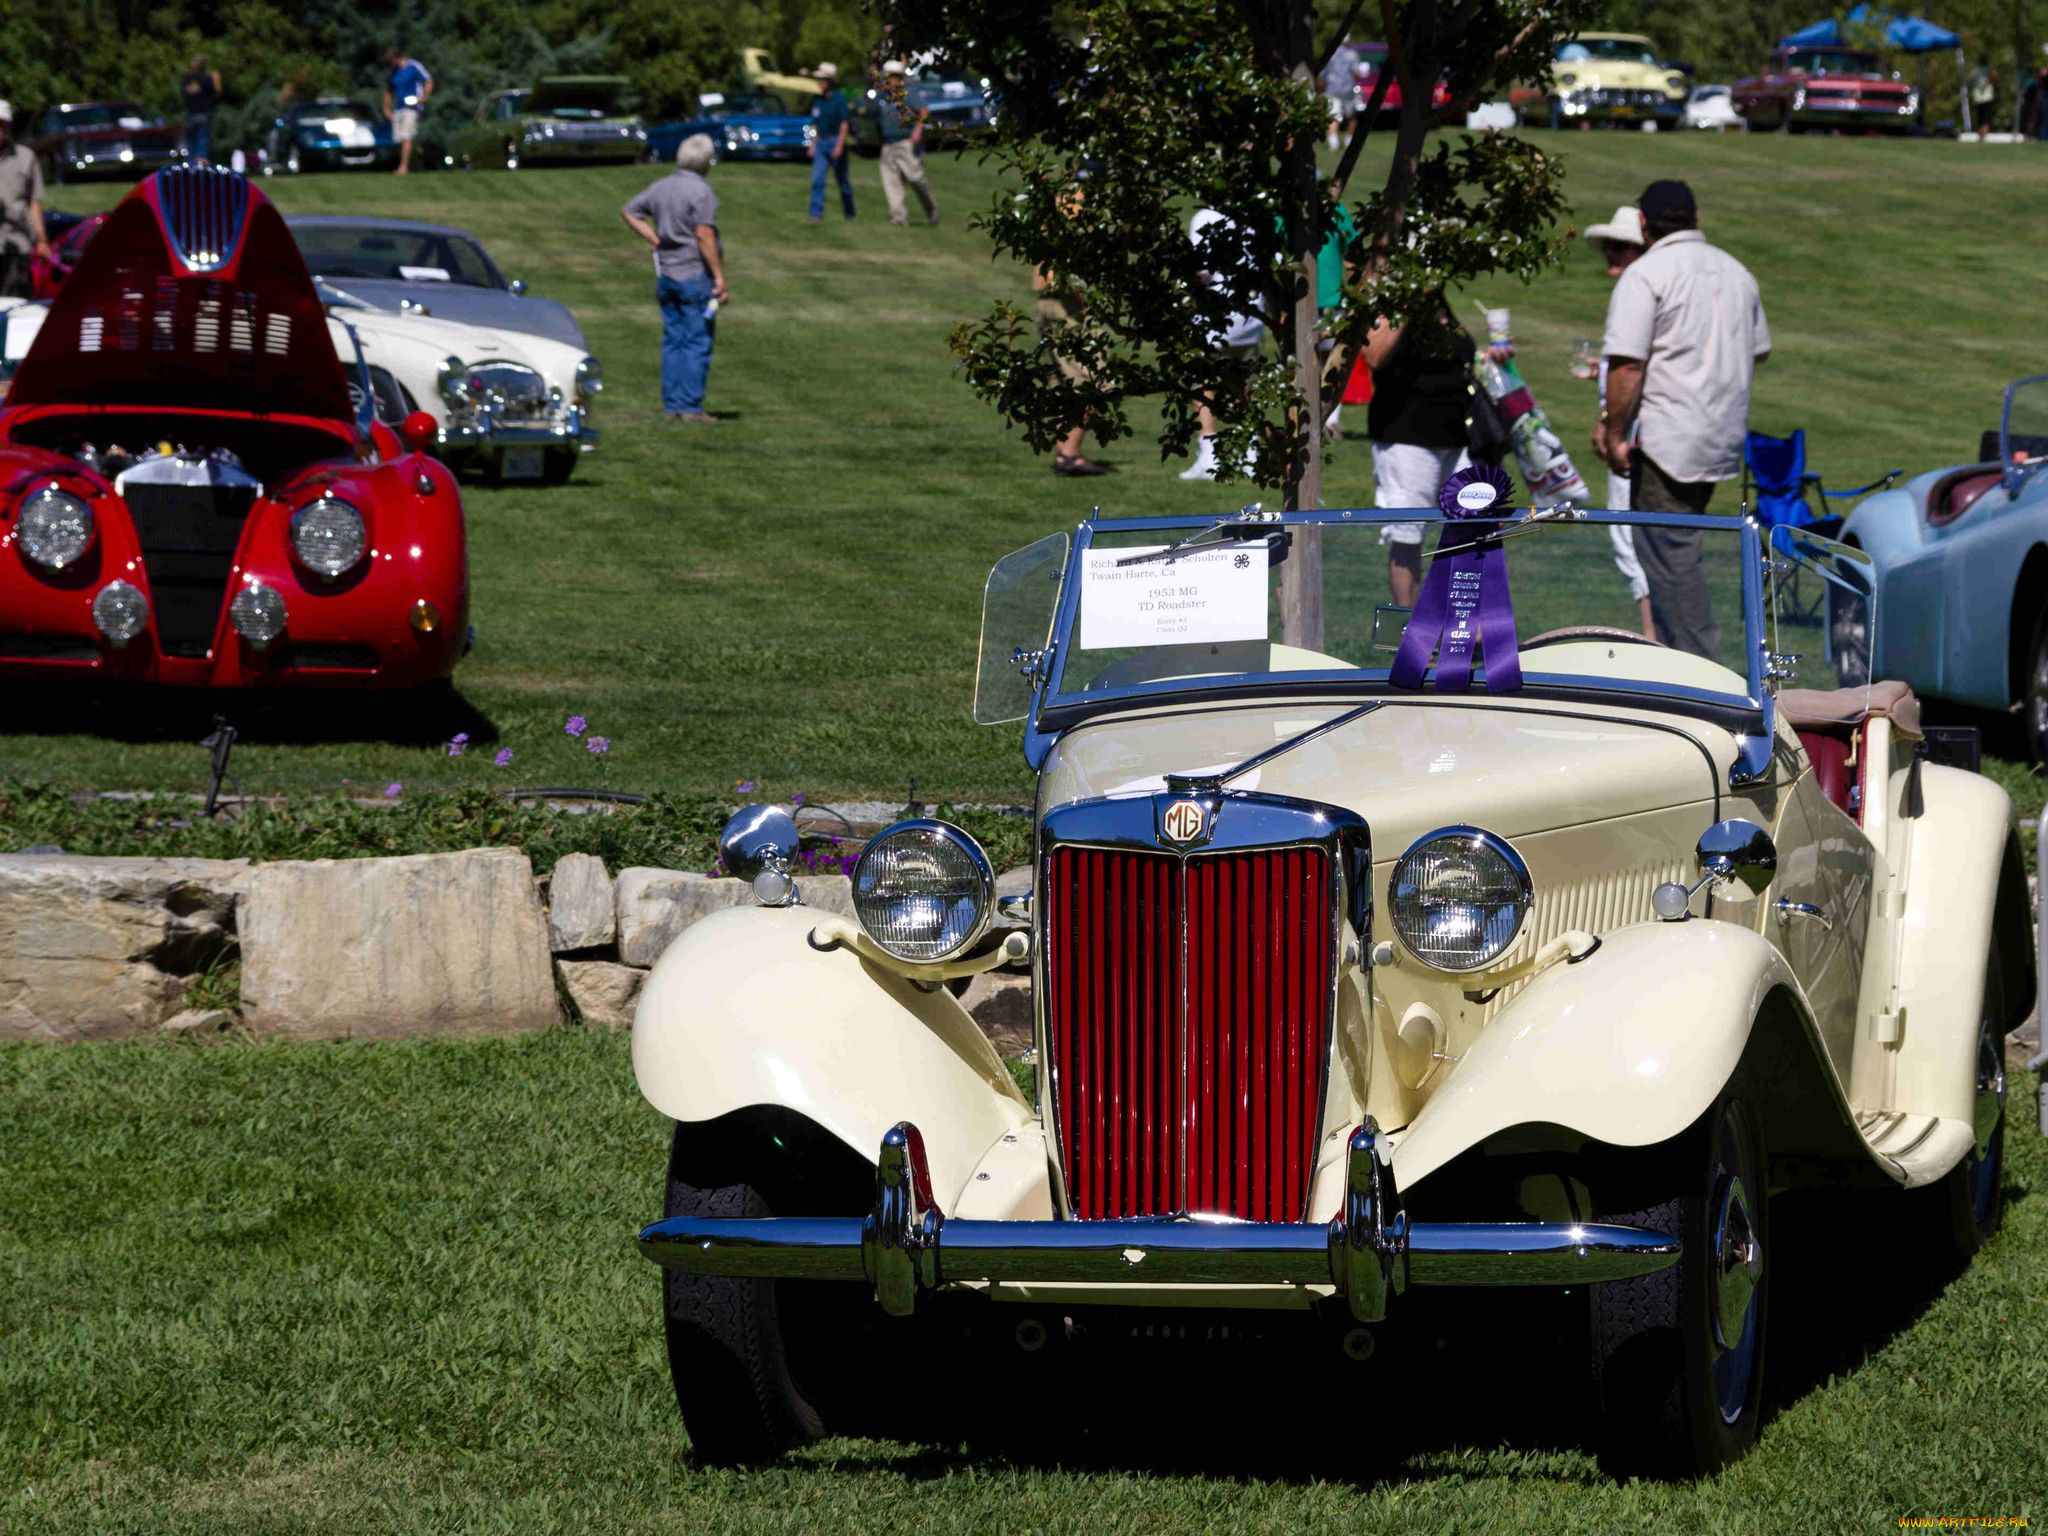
[1547,32,1690,126]
[740,47,824,101]
[631,492,2030,1477]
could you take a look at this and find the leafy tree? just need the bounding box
[891,0,1599,643]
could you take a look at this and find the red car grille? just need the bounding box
[1043,844,1335,1223]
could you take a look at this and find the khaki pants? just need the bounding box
[879,140,936,225]
[1630,452,1722,663]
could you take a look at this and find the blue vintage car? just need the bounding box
[646,91,814,164]
[264,97,399,175]
[1840,375,2048,760]
[286,216,587,349]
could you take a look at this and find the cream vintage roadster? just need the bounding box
[631,491,2031,1477]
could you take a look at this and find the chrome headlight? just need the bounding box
[230,581,287,647]
[1389,827,1532,973]
[575,355,603,398]
[1557,71,1578,87]
[437,355,470,409]
[16,486,94,571]
[91,579,148,646]
[290,496,366,580]
[852,819,994,962]
[1792,87,1806,110]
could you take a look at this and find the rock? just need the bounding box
[557,959,645,1030]
[800,873,856,920]
[0,855,247,1040]
[239,847,557,1038]
[547,853,615,953]
[614,869,753,967]
[996,865,1032,898]
[960,970,1034,1056]
[162,1007,233,1034]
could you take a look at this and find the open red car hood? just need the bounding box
[7,165,353,422]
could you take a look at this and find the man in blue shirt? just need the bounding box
[382,47,434,176]
[806,62,854,223]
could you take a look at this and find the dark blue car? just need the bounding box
[646,91,814,164]
[263,97,399,175]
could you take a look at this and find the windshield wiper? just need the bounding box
[1420,502,1586,564]
[1114,504,1284,567]
[1163,699,1385,793]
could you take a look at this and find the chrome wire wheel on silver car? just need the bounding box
[2024,610,2048,767]
[1590,1092,1768,1477]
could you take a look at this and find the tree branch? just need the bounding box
[1329,53,1394,201]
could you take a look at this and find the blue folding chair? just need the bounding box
[1743,430,1900,623]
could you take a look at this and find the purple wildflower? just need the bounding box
[736,779,756,794]
[791,790,807,806]
[447,732,470,758]
[587,735,611,755]
[493,748,514,767]
[565,715,587,738]
[383,782,403,798]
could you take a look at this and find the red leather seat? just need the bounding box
[1798,731,1853,816]
[1927,467,2002,528]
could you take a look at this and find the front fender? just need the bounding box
[1391,920,1869,1191]
[631,904,1031,1209]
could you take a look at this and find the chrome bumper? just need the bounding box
[637,1119,1680,1324]
[438,404,598,456]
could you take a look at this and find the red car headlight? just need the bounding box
[16,486,94,572]
[290,496,367,580]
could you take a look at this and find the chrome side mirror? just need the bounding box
[718,805,801,907]
[508,277,528,296]
[1652,819,1777,921]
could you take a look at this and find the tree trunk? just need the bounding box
[1278,1,1324,650]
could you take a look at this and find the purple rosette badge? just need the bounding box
[1388,464,1524,694]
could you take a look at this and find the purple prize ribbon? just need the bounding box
[1387,465,1523,693]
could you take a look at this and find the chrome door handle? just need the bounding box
[1775,899,1832,932]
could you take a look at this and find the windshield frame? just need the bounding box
[1024,507,1771,777]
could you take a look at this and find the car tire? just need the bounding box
[2023,607,2048,766]
[1589,1092,1768,1478]
[1926,950,2008,1260]
[660,1128,842,1465]
[540,449,579,485]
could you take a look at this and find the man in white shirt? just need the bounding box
[1601,179,1770,660]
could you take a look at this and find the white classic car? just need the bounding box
[321,285,600,484]
[630,493,2031,1476]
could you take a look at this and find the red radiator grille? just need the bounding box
[1043,844,1335,1222]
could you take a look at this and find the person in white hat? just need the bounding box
[0,102,51,298]
[806,62,856,223]
[1584,204,1652,637]
[874,60,938,226]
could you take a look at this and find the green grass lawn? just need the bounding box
[6,133,2046,819]
[2,1029,2042,1532]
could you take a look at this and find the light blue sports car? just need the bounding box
[1841,375,2048,762]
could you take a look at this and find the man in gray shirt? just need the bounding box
[1602,179,1770,660]
[621,135,729,424]
[0,102,51,299]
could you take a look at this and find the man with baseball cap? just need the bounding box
[0,103,50,298]
[1600,178,1770,660]
[806,62,856,223]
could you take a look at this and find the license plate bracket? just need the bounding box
[500,447,545,481]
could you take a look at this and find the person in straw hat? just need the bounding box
[806,62,856,223]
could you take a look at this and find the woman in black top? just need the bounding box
[1362,296,1474,604]
[181,57,222,165]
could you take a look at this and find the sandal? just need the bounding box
[1052,453,1110,477]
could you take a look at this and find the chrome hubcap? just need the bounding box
[1710,1174,1762,1351]
[1968,1022,2006,1221]
[2031,638,2048,755]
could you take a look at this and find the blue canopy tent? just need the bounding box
[1781,9,1966,130]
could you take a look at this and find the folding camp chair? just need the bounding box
[1742,429,1900,624]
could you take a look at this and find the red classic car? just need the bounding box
[30,212,105,299]
[1732,46,1918,132]
[0,166,469,689]
[1352,42,1454,120]
[32,102,187,184]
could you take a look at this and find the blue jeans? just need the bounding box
[187,114,213,162]
[656,274,714,414]
[809,145,854,219]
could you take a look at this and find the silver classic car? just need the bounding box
[632,498,2030,1476]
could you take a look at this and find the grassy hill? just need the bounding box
[7,133,2046,809]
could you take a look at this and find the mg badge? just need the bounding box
[1161,799,1208,845]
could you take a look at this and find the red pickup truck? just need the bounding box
[1733,46,1919,132]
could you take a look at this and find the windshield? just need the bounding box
[301,100,378,122]
[729,92,789,115]
[2003,375,2048,474]
[1792,50,1878,74]
[1558,38,1658,63]
[292,225,503,288]
[57,103,154,129]
[982,510,1875,731]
